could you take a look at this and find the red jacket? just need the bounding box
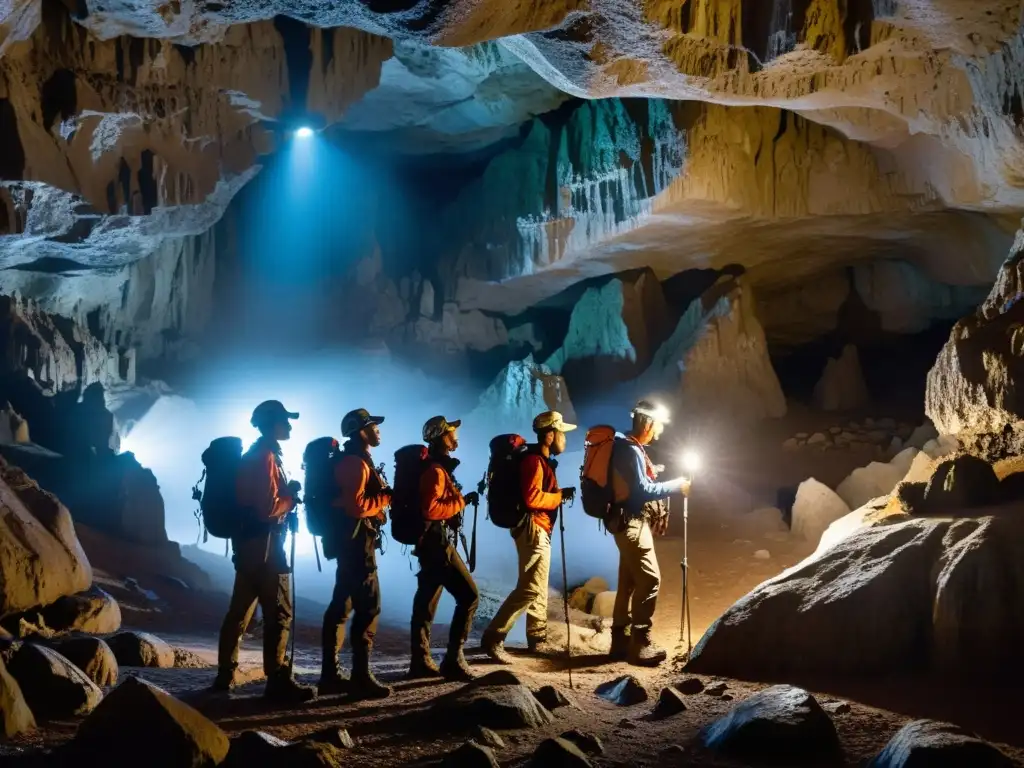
[334,453,390,521]
[236,438,295,523]
[520,452,561,534]
[419,461,465,522]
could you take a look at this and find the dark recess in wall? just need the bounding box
[273,15,315,114]
[138,150,159,214]
[41,69,77,132]
[0,99,26,181]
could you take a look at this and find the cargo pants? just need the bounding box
[485,517,551,642]
[611,515,661,632]
[410,526,479,661]
[321,520,381,671]
[217,529,293,677]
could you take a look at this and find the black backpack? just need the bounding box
[196,437,245,539]
[302,436,342,538]
[391,444,432,546]
[486,434,529,529]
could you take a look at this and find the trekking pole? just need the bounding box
[679,491,692,658]
[289,510,298,676]
[557,501,573,690]
[312,535,322,573]
[468,475,484,573]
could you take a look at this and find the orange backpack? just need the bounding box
[580,425,620,519]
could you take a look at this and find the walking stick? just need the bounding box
[679,492,692,658]
[468,475,485,573]
[557,501,574,690]
[289,510,298,675]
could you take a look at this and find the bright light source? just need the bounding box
[682,450,701,474]
[295,126,314,139]
[635,402,671,424]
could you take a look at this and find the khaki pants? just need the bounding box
[217,531,293,677]
[486,518,551,642]
[612,516,660,631]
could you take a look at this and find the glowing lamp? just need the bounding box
[294,126,314,139]
[681,450,701,474]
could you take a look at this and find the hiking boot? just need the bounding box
[210,666,238,693]
[317,668,351,697]
[440,649,475,682]
[264,673,317,704]
[350,670,392,700]
[608,627,630,661]
[526,636,560,657]
[482,631,514,665]
[627,628,667,668]
[407,655,443,680]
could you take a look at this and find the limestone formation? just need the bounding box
[39,585,121,636]
[7,642,103,720]
[790,478,851,546]
[836,461,905,510]
[812,345,869,412]
[0,654,35,739]
[49,636,118,688]
[468,354,575,436]
[0,458,92,619]
[689,514,1024,679]
[922,454,1002,513]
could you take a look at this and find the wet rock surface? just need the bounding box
[595,676,648,706]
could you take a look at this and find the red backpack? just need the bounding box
[580,425,619,520]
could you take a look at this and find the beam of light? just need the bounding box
[294,126,314,138]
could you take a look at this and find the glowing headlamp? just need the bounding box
[634,403,671,424]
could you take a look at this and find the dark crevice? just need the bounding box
[105,181,117,214]
[842,0,876,56]
[173,43,196,67]
[128,38,145,86]
[41,69,77,132]
[117,158,132,214]
[273,15,315,114]
[322,28,335,72]
[138,150,158,214]
[7,256,94,273]
[741,0,775,66]
[0,99,26,180]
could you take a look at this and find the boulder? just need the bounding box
[677,677,705,695]
[533,684,571,710]
[73,677,230,766]
[279,742,344,767]
[467,354,576,435]
[225,731,289,766]
[106,631,175,668]
[49,636,118,687]
[439,670,553,730]
[689,515,1024,678]
[305,727,355,749]
[922,455,1001,513]
[582,577,609,594]
[836,462,904,510]
[700,685,840,761]
[39,585,121,636]
[7,642,102,720]
[595,675,648,706]
[443,741,499,768]
[653,686,688,718]
[559,730,604,755]
[471,726,504,750]
[0,655,35,739]
[790,479,850,545]
[531,737,593,767]
[590,591,616,618]
[813,345,870,411]
[0,459,92,618]
[867,719,1015,768]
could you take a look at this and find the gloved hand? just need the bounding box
[286,510,299,533]
[653,464,666,475]
[463,491,480,507]
[560,486,577,503]
[679,478,692,497]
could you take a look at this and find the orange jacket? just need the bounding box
[419,461,465,522]
[334,453,390,521]
[520,452,561,534]
[236,439,294,523]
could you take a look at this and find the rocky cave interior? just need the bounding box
[2,1,1024,766]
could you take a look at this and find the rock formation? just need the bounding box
[812,344,869,411]
[469,354,575,435]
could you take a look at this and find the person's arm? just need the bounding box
[419,465,465,521]
[336,457,391,519]
[239,452,292,521]
[520,455,561,511]
[619,444,680,503]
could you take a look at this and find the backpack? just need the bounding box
[196,436,245,539]
[580,425,620,520]
[390,444,432,546]
[485,434,529,529]
[302,436,342,538]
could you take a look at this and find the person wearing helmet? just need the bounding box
[408,415,480,681]
[482,410,577,664]
[213,400,316,702]
[318,408,392,700]
[607,400,690,667]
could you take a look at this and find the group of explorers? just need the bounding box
[198,398,690,704]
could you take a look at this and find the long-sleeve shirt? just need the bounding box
[334,452,390,521]
[236,437,294,524]
[611,436,678,516]
[520,452,561,534]
[419,462,465,522]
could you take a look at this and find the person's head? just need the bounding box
[532,410,577,456]
[341,408,385,449]
[250,400,299,442]
[630,399,669,445]
[422,415,461,455]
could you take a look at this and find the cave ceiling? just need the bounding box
[2,0,1024,318]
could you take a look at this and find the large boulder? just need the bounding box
[689,514,1024,679]
[7,642,103,720]
[813,344,869,411]
[467,354,576,436]
[700,686,840,761]
[73,677,230,766]
[38,585,121,636]
[836,462,904,510]
[106,631,175,668]
[50,636,118,687]
[921,455,1001,513]
[0,655,35,739]
[0,458,92,618]
[790,478,850,545]
[439,670,553,730]
[867,720,1015,768]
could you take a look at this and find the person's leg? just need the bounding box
[319,554,353,693]
[349,540,389,698]
[214,569,258,689]
[409,546,445,678]
[439,547,479,681]
[624,518,665,666]
[524,527,551,648]
[609,526,637,659]
[482,522,544,662]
